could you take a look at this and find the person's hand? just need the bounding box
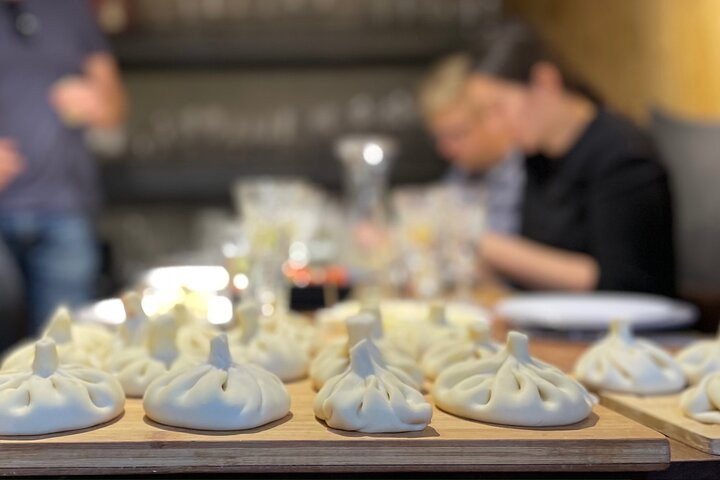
[49,76,104,127]
[0,138,24,191]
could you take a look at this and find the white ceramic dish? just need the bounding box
[495,292,697,331]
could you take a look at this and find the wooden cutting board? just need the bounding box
[0,380,669,476]
[602,392,720,456]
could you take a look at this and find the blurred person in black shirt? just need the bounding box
[468,21,675,295]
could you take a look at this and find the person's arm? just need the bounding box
[0,139,24,191]
[49,53,127,129]
[481,232,599,291]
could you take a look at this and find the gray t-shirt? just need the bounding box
[0,0,109,213]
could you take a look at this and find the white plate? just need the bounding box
[495,292,697,331]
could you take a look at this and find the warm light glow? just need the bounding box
[261,304,275,316]
[207,296,233,325]
[92,298,126,325]
[362,142,384,165]
[232,273,250,290]
[143,266,230,292]
[288,241,309,268]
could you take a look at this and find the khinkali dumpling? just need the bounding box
[679,371,720,424]
[229,303,308,382]
[262,310,321,357]
[105,314,193,397]
[421,320,499,380]
[309,312,423,391]
[387,303,464,360]
[433,331,595,427]
[0,339,125,435]
[116,291,150,348]
[574,321,685,394]
[314,338,432,433]
[676,329,720,385]
[176,304,221,359]
[2,306,110,370]
[144,334,291,430]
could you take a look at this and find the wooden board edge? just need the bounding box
[0,438,670,475]
[601,394,720,456]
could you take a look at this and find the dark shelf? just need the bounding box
[100,134,446,205]
[111,27,478,69]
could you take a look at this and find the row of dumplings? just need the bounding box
[3,294,719,436]
[574,320,720,424]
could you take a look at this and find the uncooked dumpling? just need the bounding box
[387,302,464,360]
[421,320,499,380]
[116,291,150,348]
[676,329,720,385]
[144,334,291,430]
[574,321,685,394]
[314,338,432,433]
[105,314,193,397]
[680,371,720,424]
[175,304,222,359]
[2,306,109,370]
[262,310,320,357]
[309,312,423,391]
[433,331,595,427]
[229,303,309,382]
[0,339,125,435]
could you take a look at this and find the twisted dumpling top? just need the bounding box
[310,310,423,391]
[313,337,432,433]
[680,371,720,424]
[676,329,720,385]
[2,306,111,370]
[229,303,309,382]
[0,339,125,435]
[143,334,291,431]
[574,321,685,394]
[433,331,595,427]
[421,320,499,380]
[105,314,193,397]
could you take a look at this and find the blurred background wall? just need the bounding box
[506,0,720,122]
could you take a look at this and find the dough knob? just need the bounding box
[236,303,261,344]
[346,312,376,348]
[209,334,233,370]
[506,331,532,363]
[32,339,60,378]
[44,306,73,344]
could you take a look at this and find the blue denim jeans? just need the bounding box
[0,212,99,334]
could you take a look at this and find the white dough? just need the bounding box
[0,339,125,435]
[2,306,111,370]
[105,314,193,397]
[143,334,291,430]
[313,338,432,433]
[262,310,321,357]
[680,371,720,424]
[433,331,595,427]
[676,329,720,385]
[309,311,423,391]
[386,302,465,360]
[175,306,221,359]
[421,320,499,380]
[229,303,309,382]
[574,321,686,395]
[116,291,150,348]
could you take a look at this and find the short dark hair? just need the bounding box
[471,19,601,104]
